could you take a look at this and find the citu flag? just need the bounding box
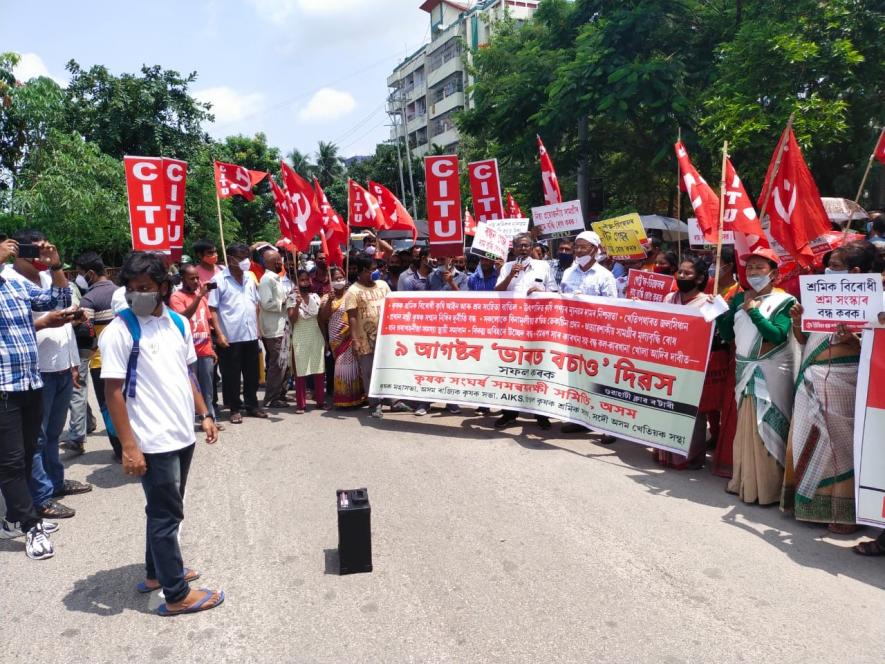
[758,127,831,268]
[464,208,477,236]
[270,178,296,243]
[723,158,769,288]
[675,141,720,243]
[368,181,417,240]
[314,178,346,268]
[875,128,885,165]
[505,191,523,218]
[280,161,323,251]
[348,179,387,229]
[537,136,562,205]
[213,161,268,201]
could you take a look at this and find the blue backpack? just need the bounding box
[100,306,187,438]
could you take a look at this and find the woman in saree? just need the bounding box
[319,266,365,408]
[655,257,711,469]
[715,247,797,505]
[781,243,875,531]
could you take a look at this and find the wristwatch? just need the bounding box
[50,264,64,271]
[199,413,214,422]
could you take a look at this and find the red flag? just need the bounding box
[270,178,295,243]
[723,158,769,288]
[758,128,831,268]
[280,162,323,251]
[123,156,172,253]
[368,181,417,240]
[213,161,267,201]
[348,179,387,229]
[875,129,885,165]
[505,192,523,218]
[464,208,477,237]
[314,179,346,267]
[537,136,562,205]
[675,142,720,243]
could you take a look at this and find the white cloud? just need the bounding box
[297,87,356,123]
[12,53,67,86]
[193,86,265,125]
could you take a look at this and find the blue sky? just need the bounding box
[1,0,430,159]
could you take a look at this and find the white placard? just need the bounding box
[799,274,883,333]
[688,217,734,248]
[469,222,510,261]
[486,218,530,247]
[530,200,584,239]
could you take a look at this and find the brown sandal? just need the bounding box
[229,411,243,424]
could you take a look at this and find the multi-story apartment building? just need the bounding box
[387,0,539,157]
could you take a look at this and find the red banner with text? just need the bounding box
[425,155,464,258]
[468,158,504,223]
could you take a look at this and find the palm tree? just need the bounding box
[314,141,344,188]
[287,148,314,178]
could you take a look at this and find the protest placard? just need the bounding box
[469,222,509,261]
[531,200,585,239]
[370,292,714,456]
[854,328,885,527]
[799,274,883,332]
[468,159,504,223]
[591,213,647,260]
[425,155,464,258]
[624,269,674,302]
[124,155,188,253]
[486,218,530,246]
[688,217,733,249]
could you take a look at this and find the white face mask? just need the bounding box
[746,274,771,292]
[75,274,90,292]
[331,279,347,290]
[364,245,377,256]
[824,267,847,275]
[576,254,594,268]
[237,258,252,273]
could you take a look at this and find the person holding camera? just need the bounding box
[0,234,73,559]
[2,231,92,523]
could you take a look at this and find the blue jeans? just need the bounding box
[65,351,91,442]
[192,357,215,420]
[142,443,195,604]
[29,370,72,505]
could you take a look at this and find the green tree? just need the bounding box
[314,140,344,188]
[287,148,314,178]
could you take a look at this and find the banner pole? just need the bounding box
[215,192,228,261]
[345,179,352,279]
[757,113,794,227]
[676,127,682,263]
[713,141,728,295]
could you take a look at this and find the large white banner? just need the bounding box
[855,327,885,527]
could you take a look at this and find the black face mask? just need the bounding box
[675,278,698,293]
[299,285,310,293]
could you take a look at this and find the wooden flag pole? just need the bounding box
[214,192,228,261]
[713,141,729,295]
[854,126,884,205]
[676,127,682,263]
[757,113,795,226]
[345,180,352,280]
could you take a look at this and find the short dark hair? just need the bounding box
[180,262,198,275]
[118,252,170,291]
[226,243,250,258]
[679,257,709,289]
[835,241,877,273]
[354,255,375,274]
[719,245,735,268]
[192,239,216,258]
[12,229,45,244]
[75,251,106,276]
[659,251,679,271]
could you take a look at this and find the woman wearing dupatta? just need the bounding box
[715,248,797,505]
[781,244,874,531]
[655,257,711,469]
[319,266,365,408]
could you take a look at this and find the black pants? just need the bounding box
[91,368,123,460]
[501,409,550,424]
[218,340,260,412]
[0,389,43,532]
[142,443,195,604]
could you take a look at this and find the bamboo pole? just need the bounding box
[214,192,228,262]
[713,141,728,295]
[345,179,352,280]
[676,127,682,263]
[757,113,795,226]
[855,127,884,204]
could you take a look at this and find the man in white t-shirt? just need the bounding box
[100,251,223,617]
[493,232,556,431]
[559,231,617,297]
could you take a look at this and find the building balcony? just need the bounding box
[406,112,428,133]
[428,126,459,148]
[427,53,463,88]
[428,91,464,119]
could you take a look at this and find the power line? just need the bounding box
[339,118,390,152]
[331,101,388,144]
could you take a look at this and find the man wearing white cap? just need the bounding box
[559,231,617,297]
[560,231,617,439]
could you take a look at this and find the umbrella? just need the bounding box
[639,215,689,240]
[820,197,868,225]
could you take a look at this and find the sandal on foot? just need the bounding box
[229,412,243,424]
[852,540,885,556]
[137,568,201,594]
[157,588,225,616]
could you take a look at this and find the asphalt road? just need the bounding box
[2,398,884,664]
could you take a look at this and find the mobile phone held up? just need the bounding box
[205,282,218,291]
[18,244,41,259]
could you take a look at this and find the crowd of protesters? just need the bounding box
[1,214,884,615]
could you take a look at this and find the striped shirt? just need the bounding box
[0,273,72,392]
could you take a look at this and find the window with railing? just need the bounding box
[430,74,464,104]
[430,108,462,137]
[428,39,460,72]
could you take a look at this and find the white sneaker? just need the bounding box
[414,407,427,416]
[0,519,23,539]
[370,405,384,419]
[26,523,54,560]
